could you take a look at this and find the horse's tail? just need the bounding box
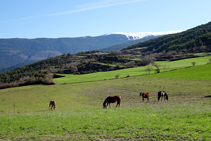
[54,101,56,109]
[118,95,121,103]
[117,95,121,107]
[158,91,161,101]
[49,101,52,110]
[165,93,168,100]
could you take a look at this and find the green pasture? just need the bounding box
[54,56,211,84]
[0,56,211,140]
[145,63,211,80]
[1,103,210,140]
[1,75,211,140]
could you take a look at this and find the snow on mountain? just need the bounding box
[106,31,183,40]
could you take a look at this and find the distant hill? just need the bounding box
[0,32,174,72]
[123,21,211,53]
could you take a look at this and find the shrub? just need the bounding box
[191,62,196,66]
[124,61,135,68]
[115,74,119,79]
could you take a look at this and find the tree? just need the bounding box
[152,63,161,73]
[145,65,153,74]
[140,55,156,66]
[209,58,211,63]
[191,62,196,66]
[162,65,170,72]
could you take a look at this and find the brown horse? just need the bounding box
[103,95,121,108]
[140,92,150,102]
[158,91,168,101]
[49,100,56,110]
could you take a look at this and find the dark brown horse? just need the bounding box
[103,95,121,108]
[158,91,168,101]
[140,92,150,102]
[49,100,56,110]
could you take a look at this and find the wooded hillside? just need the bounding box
[123,21,211,53]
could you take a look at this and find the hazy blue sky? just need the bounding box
[0,0,210,38]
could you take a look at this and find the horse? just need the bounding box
[49,100,56,110]
[140,92,150,102]
[103,95,121,108]
[158,91,168,101]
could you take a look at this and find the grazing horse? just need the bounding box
[103,95,121,108]
[49,100,56,110]
[158,91,168,101]
[140,92,150,102]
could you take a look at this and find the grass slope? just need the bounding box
[54,56,211,84]
[1,104,210,140]
[145,63,211,80]
[1,57,211,140]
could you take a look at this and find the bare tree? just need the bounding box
[162,65,170,72]
[152,63,161,73]
[145,65,153,74]
[70,64,78,73]
[140,55,156,66]
[124,61,135,68]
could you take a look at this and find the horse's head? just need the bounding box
[140,92,144,96]
[103,102,107,109]
[103,104,108,109]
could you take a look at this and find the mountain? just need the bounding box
[1,21,211,87]
[0,31,180,72]
[101,35,161,52]
[123,21,211,53]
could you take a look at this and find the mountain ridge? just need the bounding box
[0,32,178,72]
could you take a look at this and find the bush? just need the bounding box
[191,62,196,66]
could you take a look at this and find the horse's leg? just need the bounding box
[115,102,118,108]
[105,103,108,108]
[109,103,111,108]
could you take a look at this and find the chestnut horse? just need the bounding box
[103,95,121,108]
[49,100,56,110]
[140,92,150,102]
[158,91,168,101]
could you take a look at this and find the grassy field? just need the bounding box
[0,56,211,140]
[54,56,211,84]
[145,63,211,80]
[1,103,210,140]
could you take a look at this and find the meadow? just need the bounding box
[54,56,211,84]
[0,56,211,140]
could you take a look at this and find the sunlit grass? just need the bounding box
[54,56,211,84]
[145,63,211,80]
[1,56,211,140]
[1,103,210,140]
